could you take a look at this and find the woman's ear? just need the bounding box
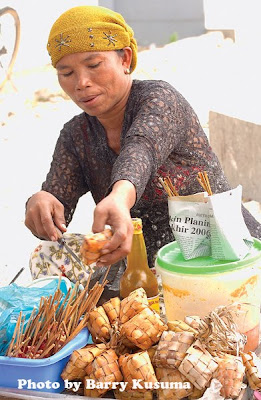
[122,47,132,70]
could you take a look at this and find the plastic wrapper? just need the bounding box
[197,378,226,399]
[0,280,68,355]
[208,185,253,260]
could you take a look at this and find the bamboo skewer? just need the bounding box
[6,273,106,359]
[6,311,22,356]
[197,171,213,196]
[165,176,179,196]
[159,172,213,197]
[159,176,179,197]
[14,314,25,354]
[39,343,55,359]
[22,307,36,339]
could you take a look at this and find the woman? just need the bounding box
[25,6,261,284]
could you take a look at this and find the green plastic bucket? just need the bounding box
[156,238,261,351]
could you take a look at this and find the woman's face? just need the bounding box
[56,49,132,120]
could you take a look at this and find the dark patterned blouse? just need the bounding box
[41,80,261,267]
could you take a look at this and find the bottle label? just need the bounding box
[148,294,160,314]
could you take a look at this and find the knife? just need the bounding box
[56,228,92,275]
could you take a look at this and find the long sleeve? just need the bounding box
[42,125,89,225]
[110,82,191,202]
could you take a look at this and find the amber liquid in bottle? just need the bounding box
[120,218,160,313]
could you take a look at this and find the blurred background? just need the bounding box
[0,0,260,285]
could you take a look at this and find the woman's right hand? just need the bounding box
[92,180,136,267]
[25,191,67,241]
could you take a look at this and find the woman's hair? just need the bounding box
[47,6,137,72]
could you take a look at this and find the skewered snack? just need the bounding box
[196,171,212,195]
[153,331,195,369]
[241,351,261,390]
[158,176,179,197]
[213,354,245,399]
[6,276,106,359]
[80,228,113,265]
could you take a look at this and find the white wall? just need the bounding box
[6,0,98,70]
[99,0,205,46]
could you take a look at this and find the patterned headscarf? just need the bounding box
[47,6,137,72]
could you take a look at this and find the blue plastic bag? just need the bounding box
[0,281,68,355]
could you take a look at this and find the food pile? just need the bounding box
[61,288,261,399]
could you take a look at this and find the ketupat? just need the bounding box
[103,297,121,326]
[114,388,153,399]
[184,316,202,330]
[156,367,193,400]
[153,330,195,369]
[178,340,218,390]
[241,351,261,390]
[187,386,206,399]
[84,348,122,397]
[120,307,167,350]
[87,306,111,343]
[213,354,245,399]
[119,351,157,392]
[61,344,106,380]
[167,320,198,335]
[119,288,149,324]
[61,290,254,399]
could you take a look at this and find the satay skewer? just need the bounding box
[159,176,179,197]
[6,276,105,358]
[197,171,212,196]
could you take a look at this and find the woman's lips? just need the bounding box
[78,95,98,104]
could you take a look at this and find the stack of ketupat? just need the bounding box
[61,288,261,399]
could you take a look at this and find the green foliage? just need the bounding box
[169,32,179,43]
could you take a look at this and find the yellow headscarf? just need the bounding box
[47,6,137,72]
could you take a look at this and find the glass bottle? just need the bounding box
[120,218,160,313]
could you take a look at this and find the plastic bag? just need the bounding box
[208,185,253,260]
[0,280,68,355]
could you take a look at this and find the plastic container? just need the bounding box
[0,328,89,393]
[26,276,73,291]
[26,275,84,294]
[156,238,261,352]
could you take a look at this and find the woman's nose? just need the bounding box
[76,72,91,90]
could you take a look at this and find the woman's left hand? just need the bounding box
[92,180,136,266]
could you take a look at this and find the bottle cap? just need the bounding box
[132,218,142,234]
